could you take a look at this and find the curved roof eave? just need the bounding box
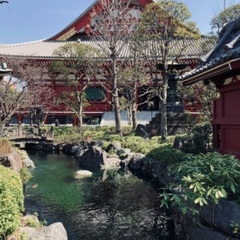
[48,0,98,41]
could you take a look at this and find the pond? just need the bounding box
[25,151,182,240]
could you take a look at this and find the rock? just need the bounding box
[22,156,35,168]
[105,142,122,152]
[103,156,120,169]
[201,200,240,238]
[77,146,106,171]
[135,124,150,139]
[127,153,145,170]
[188,227,227,240]
[19,222,68,240]
[73,170,93,179]
[76,146,121,171]
[117,148,131,159]
[0,150,23,172]
[21,214,40,227]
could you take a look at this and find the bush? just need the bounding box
[147,145,186,165]
[174,122,213,154]
[0,165,24,238]
[161,152,240,216]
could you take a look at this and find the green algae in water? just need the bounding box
[26,153,90,212]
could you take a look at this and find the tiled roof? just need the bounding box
[0,40,73,58]
[180,17,240,84]
[48,0,98,40]
[0,37,210,60]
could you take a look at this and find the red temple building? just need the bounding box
[181,17,240,159]
[0,0,210,127]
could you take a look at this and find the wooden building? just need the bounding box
[181,17,240,158]
[0,0,209,127]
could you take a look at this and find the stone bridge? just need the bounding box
[5,125,54,149]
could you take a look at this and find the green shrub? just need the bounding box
[174,122,213,154]
[20,167,32,184]
[147,145,185,165]
[160,152,240,216]
[0,165,24,238]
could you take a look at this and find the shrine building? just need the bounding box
[0,0,211,127]
[181,16,240,159]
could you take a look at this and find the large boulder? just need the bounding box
[0,149,23,172]
[127,152,145,171]
[201,200,240,238]
[77,146,121,171]
[135,124,150,139]
[188,227,227,240]
[19,222,68,240]
[77,146,106,171]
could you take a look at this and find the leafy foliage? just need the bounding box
[135,0,200,141]
[211,3,240,33]
[174,122,213,154]
[177,81,219,121]
[146,145,185,165]
[160,152,240,216]
[0,165,24,237]
[50,42,101,131]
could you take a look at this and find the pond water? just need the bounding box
[25,151,182,240]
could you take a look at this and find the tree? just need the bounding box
[134,0,200,141]
[0,57,54,136]
[211,3,240,33]
[88,0,141,135]
[117,58,154,131]
[177,80,219,122]
[51,42,101,132]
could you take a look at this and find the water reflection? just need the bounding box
[25,152,178,240]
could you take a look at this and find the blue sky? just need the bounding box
[0,0,233,44]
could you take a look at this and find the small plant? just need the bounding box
[230,221,240,235]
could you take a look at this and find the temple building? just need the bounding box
[0,0,211,127]
[181,17,240,158]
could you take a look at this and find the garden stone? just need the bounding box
[201,200,240,238]
[127,152,145,170]
[117,148,131,159]
[103,156,121,169]
[188,227,227,240]
[19,222,68,240]
[73,170,93,179]
[0,150,23,172]
[105,141,122,152]
[77,146,106,171]
[135,124,150,139]
[22,156,35,168]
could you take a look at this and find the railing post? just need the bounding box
[17,121,23,136]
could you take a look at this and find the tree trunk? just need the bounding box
[160,82,168,141]
[132,102,137,131]
[78,105,83,133]
[112,56,122,135]
[113,92,122,134]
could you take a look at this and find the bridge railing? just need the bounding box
[4,125,54,141]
